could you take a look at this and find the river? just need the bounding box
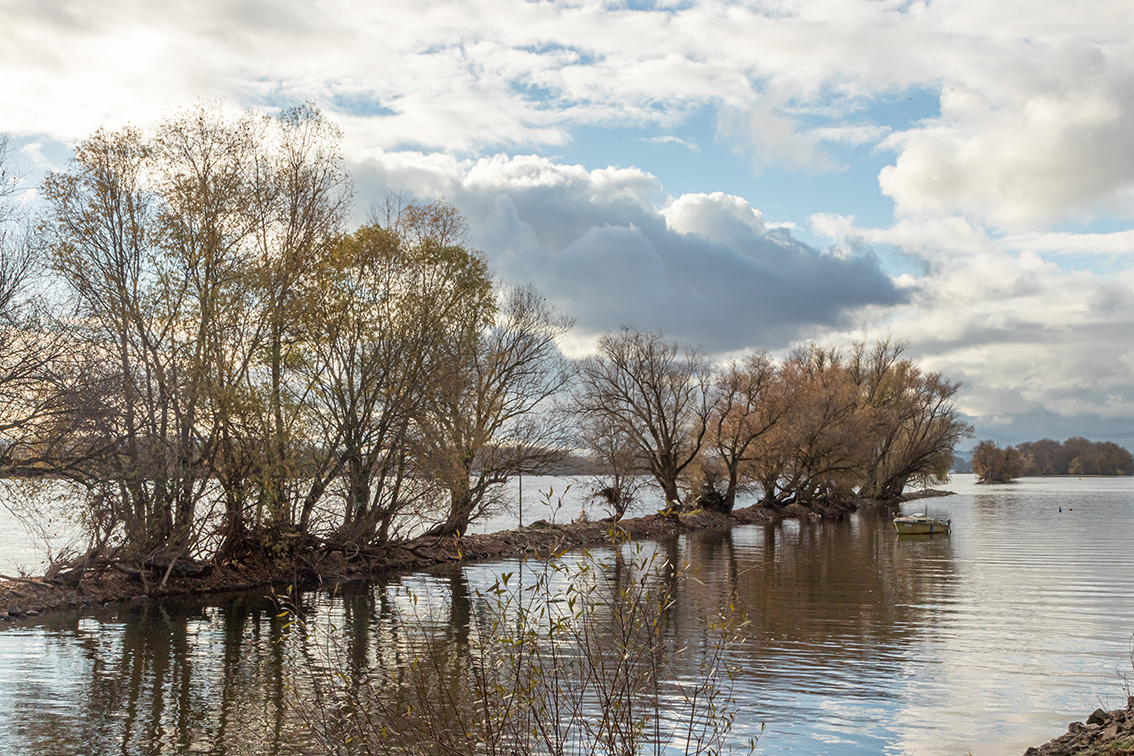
[1,474,1132,755]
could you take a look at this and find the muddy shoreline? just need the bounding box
[0,492,946,620]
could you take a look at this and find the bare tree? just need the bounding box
[574,328,711,508]
[0,136,36,315]
[0,137,77,482]
[701,352,785,512]
[417,284,574,537]
[579,410,645,521]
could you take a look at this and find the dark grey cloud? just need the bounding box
[352,154,904,353]
[962,407,1134,453]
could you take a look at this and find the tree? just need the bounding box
[151,102,349,548]
[771,345,864,505]
[237,103,350,530]
[296,208,498,545]
[579,409,645,521]
[0,135,36,319]
[971,439,1023,483]
[150,105,270,556]
[416,283,574,537]
[39,103,351,564]
[0,136,74,478]
[1018,437,1133,476]
[42,123,195,556]
[574,328,710,508]
[1017,438,1061,475]
[703,352,783,513]
[850,339,972,500]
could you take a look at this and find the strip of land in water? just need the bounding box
[1,492,959,620]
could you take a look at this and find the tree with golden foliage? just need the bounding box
[703,351,784,512]
[850,339,972,500]
[971,439,1024,483]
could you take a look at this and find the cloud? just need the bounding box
[810,214,1134,445]
[807,123,891,146]
[5,0,1134,231]
[352,152,903,353]
[718,97,839,173]
[879,42,1134,229]
[963,406,1134,450]
[1000,229,1134,257]
[642,135,700,152]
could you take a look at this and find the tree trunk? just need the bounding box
[722,476,738,514]
[423,487,475,538]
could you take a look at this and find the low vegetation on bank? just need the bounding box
[1,106,969,595]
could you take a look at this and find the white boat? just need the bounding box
[893,512,951,535]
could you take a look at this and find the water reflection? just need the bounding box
[1,477,1133,755]
[1,596,304,755]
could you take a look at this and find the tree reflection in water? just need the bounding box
[0,512,961,756]
[281,536,752,756]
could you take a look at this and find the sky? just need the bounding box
[3,0,1134,450]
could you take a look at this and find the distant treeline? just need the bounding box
[968,437,1133,483]
[0,105,973,580]
[1017,437,1133,476]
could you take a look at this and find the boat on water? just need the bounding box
[893,512,951,535]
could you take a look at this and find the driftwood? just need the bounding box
[0,574,55,588]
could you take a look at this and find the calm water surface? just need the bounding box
[1,475,1132,755]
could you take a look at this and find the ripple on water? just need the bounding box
[0,476,1133,755]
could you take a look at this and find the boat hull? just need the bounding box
[894,516,950,535]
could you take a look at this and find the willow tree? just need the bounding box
[41,124,189,555]
[240,104,350,531]
[761,345,864,506]
[849,339,971,500]
[40,103,350,561]
[704,351,784,513]
[972,440,1023,483]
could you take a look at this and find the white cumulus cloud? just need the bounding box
[353,152,903,352]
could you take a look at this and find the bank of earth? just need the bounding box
[2,492,953,620]
[1025,701,1134,756]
